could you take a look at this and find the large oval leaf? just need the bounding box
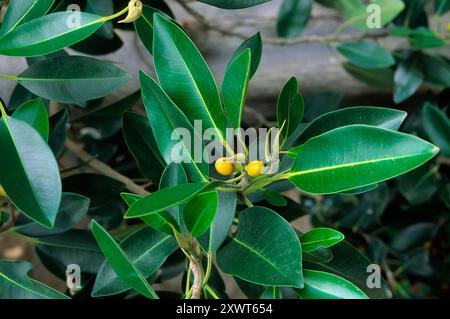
[295,270,368,299]
[336,40,395,69]
[277,0,313,38]
[217,206,303,287]
[231,32,263,78]
[139,71,208,182]
[92,226,178,297]
[0,115,61,228]
[0,260,69,299]
[277,77,304,141]
[288,125,438,194]
[291,106,407,150]
[153,14,227,141]
[0,12,105,56]
[300,228,344,252]
[0,0,55,37]
[18,55,130,104]
[91,220,159,299]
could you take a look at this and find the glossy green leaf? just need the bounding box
[92,226,178,297]
[153,14,227,141]
[391,223,438,252]
[139,71,208,182]
[0,0,55,37]
[346,0,404,31]
[436,0,450,15]
[342,63,394,87]
[12,99,49,141]
[231,32,263,78]
[300,228,344,252]
[336,41,395,69]
[195,0,271,9]
[295,270,368,299]
[35,230,105,274]
[422,54,450,87]
[394,54,423,103]
[339,183,378,195]
[199,192,237,252]
[0,115,61,228]
[260,286,282,299]
[277,0,313,38]
[125,182,218,219]
[159,163,188,229]
[217,207,303,287]
[410,27,447,49]
[222,49,251,130]
[123,112,165,183]
[91,220,159,299]
[0,260,69,299]
[291,106,407,151]
[315,0,363,17]
[399,163,438,204]
[289,125,439,194]
[134,5,158,54]
[422,102,450,156]
[184,191,218,237]
[121,193,179,235]
[0,12,104,56]
[18,56,130,104]
[14,193,90,237]
[262,189,287,207]
[277,77,304,141]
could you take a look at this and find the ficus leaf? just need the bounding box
[289,125,439,194]
[0,12,105,56]
[91,220,159,299]
[0,115,61,228]
[300,228,345,252]
[184,191,218,237]
[217,206,303,287]
[422,102,450,156]
[277,0,313,38]
[12,98,49,141]
[231,32,263,78]
[222,49,251,130]
[276,77,304,141]
[336,40,395,69]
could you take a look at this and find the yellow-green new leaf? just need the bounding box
[91,220,159,299]
[289,125,439,194]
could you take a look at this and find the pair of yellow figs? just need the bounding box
[215,158,265,178]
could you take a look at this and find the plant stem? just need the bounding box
[205,285,220,299]
[189,257,203,299]
[202,252,213,287]
[239,192,254,208]
[65,139,149,196]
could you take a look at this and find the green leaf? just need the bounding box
[277,0,313,38]
[410,27,447,49]
[276,77,304,141]
[125,182,218,219]
[262,189,287,207]
[289,125,438,194]
[121,193,179,235]
[295,270,368,299]
[122,112,165,183]
[339,183,378,195]
[422,54,450,87]
[399,163,438,204]
[12,98,49,142]
[217,207,303,287]
[14,193,90,237]
[394,53,423,103]
[0,12,104,56]
[342,63,394,87]
[390,223,438,252]
[222,49,251,130]
[346,0,404,31]
[35,229,105,275]
[195,0,271,9]
[86,0,113,39]
[139,71,209,182]
[336,40,395,69]
[159,162,188,229]
[231,32,263,78]
[291,106,407,152]
[260,286,282,299]
[300,228,344,252]
[315,0,363,17]
[18,56,130,104]
[0,260,69,299]
[153,14,227,141]
[134,5,159,54]
[422,102,450,156]
[184,191,218,237]
[436,0,450,15]
[92,226,178,297]
[0,0,55,37]
[199,192,237,252]
[91,220,159,299]
[0,115,61,228]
